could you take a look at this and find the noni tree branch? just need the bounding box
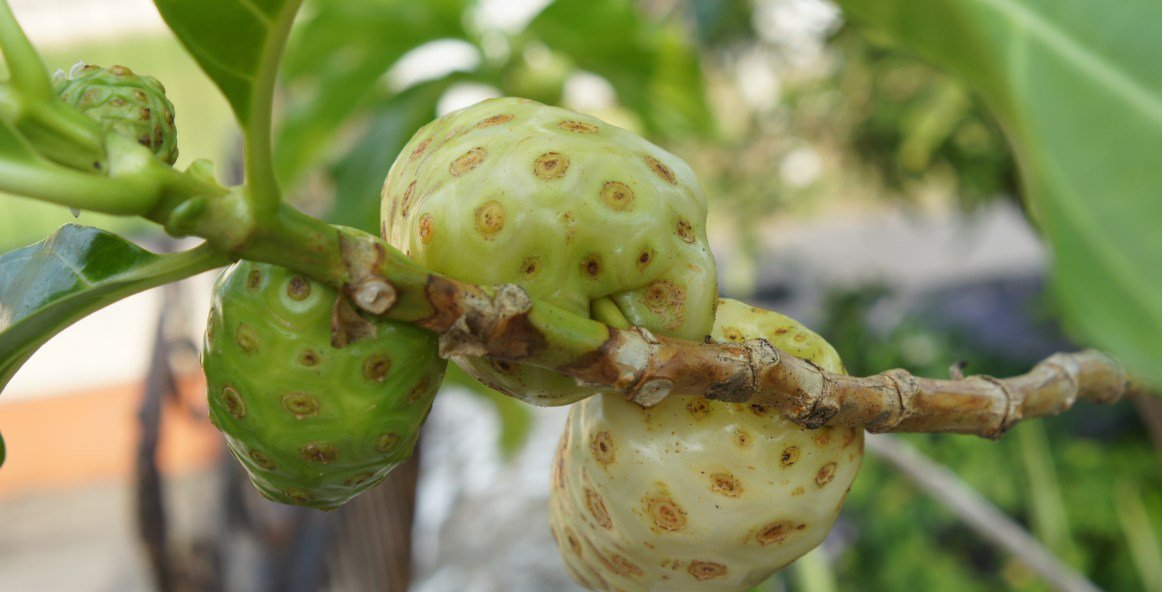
[333,229,1138,438]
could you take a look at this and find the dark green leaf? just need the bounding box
[528,0,714,138]
[275,0,470,186]
[152,0,300,126]
[327,77,458,233]
[0,225,226,393]
[836,0,1162,384]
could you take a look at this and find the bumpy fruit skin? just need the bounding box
[53,63,178,164]
[202,261,447,510]
[549,299,864,591]
[381,97,717,406]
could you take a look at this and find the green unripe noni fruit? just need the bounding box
[549,299,863,591]
[382,97,717,406]
[202,261,447,510]
[53,63,178,164]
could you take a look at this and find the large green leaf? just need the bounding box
[836,0,1162,383]
[152,0,302,200]
[0,225,226,394]
[152,0,299,126]
[275,0,470,187]
[528,0,714,138]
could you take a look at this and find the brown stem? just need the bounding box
[338,230,1137,438]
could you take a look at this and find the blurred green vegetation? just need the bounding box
[815,285,1162,591]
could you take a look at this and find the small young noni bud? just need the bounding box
[53,63,178,164]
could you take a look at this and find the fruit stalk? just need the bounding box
[336,229,1134,438]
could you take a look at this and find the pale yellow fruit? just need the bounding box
[549,299,863,591]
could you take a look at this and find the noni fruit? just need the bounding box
[549,299,864,591]
[53,63,178,164]
[202,261,447,510]
[381,97,717,406]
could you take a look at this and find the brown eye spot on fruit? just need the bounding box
[407,376,432,406]
[297,349,320,367]
[645,495,688,532]
[563,527,583,556]
[283,488,312,503]
[780,446,800,467]
[585,487,613,529]
[590,430,616,466]
[749,403,770,417]
[559,120,598,133]
[609,554,644,577]
[710,473,742,497]
[245,269,261,289]
[534,152,570,180]
[363,353,392,381]
[376,432,400,453]
[400,180,417,216]
[300,442,337,464]
[687,561,727,581]
[814,432,832,446]
[676,218,696,243]
[282,392,319,418]
[450,147,486,176]
[220,385,247,419]
[520,256,541,277]
[646,279,678,325]
[248,449,276,470]
[418,214,435,243]
[344,472,375,486]
[600,181,634,210]
[816,462,838,487]
[410,138,431,161]
[645,155,677,184]
[580,254,603,279]
[687,398,711,419]
[235,323,259,352]
[722,327,745,342]
[637,249,654,271]
[477,113,513,127]
[755,520,801,545]
[475,199,505,236]
[286,276,311,301]
[734,428,752,448]
[490,359,517,375]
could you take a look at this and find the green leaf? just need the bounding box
[528,0,714,138]
[0,225,227,394]
[327,77,459,233]
[275,0,470,187]
[152,0,302,205]
[835,0,1162,384]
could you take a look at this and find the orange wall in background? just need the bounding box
[0,374,220,498]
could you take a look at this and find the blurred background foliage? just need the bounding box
[265,0,1159,589]
[2,0,1158,589]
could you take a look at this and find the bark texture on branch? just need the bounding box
[337,229,1139,439]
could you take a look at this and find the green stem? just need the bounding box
[591,296,632,329]
[0,153,159,215]
[241,0,303,215]
[0,0,50,99]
